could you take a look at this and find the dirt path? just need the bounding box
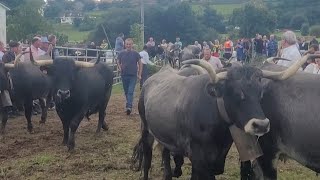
[0,94,316,180]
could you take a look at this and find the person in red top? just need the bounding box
[223,37,233,60]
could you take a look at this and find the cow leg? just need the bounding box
[162,147,172,180]
[24,100,33,133]
[96,88,112,133]
[190,145,214,180]
[39,98,47,124]
[142,132,154,180]
[68,112,86,151]
[172,154,184,178]
[0,107,9,134]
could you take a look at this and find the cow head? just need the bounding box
[183,54,319,136]
[29,56,97,103]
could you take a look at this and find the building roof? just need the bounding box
[0,3,10,11]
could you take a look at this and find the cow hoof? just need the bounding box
[27,127,34,134]
[0,127,4,135]
[67,141,75,151]
[102,124,109,131]
[172,168,182,178]
[62,140,68,146]
[164,175,172,180]
[39,120,46,124]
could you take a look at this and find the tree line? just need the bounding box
[3,0,320,45]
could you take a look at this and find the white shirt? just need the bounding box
[139,50,154,65]
[0,51,4,61]
[304,63,320,74]
[277,45,302,67]
[204,56,223,71]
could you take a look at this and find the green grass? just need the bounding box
[85,10,107,18]
[54,24,91,42]
[211,4,241,16]
[112,83,123,95]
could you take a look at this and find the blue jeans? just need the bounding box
[122,75,137,109]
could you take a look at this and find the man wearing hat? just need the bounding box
[2,41,21,63]
[23,37,42,61]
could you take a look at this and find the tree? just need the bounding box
[289,15,308,30]
[230,3,276,37]
[301,23,310,36]
[201,7,226,33]
[44,0,65,19]
[7,0,53,41]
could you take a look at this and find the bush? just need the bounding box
[290,15,308,30]
[147,64,161,76]
[309,25,320,38]
[301,23,309,36]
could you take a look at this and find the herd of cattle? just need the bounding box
[1,49,320,180]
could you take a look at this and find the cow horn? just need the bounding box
[74,61,95,68]
[182,59,227,83]
[13,52,25,66]
[264,57,292,64]
[180,64,207,75]
[262,54,320,80]
[4,63,14,69]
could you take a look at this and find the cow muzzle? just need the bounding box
[244,118,270,136]
[57,89,71,100]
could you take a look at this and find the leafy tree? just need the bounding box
[79,16,96,31]
[7,0,53,42]
[201,7,226,33]
[44,0,65,19]
[129,23,143,51]
[301,23,310,36]
[289,15,308,30]
[230,3,276,37]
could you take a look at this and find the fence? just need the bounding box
[54,46,121,85]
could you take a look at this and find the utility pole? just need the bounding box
[140,0,144,46]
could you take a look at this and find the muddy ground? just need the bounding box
[0,87,318,180]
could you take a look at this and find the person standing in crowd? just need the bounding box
[267,34,278,57]
[304,52,320,74]
[202,41,209,49]
[212,39,220,57]
[236,39,244,62]
[146,37,155,47]
[48,34,59,59]
[100,39,108,50]
[2,41,20,63]
[174,37,182,49]
[202,47,223,71]
[262,35,269,56]
[254,35,264,57]
[117,38,142,115]
[194,41,202,50]
[115,33,124,55]
[139,45,155,89]
[223,36,233,59]
[23,37,42,61]
[277,31,301,67]
[299,37,309,51]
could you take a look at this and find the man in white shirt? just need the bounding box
[304,52,320,74]
[277,31,302,67]
[139,45,155,89]
[23,37,43,61]
[202,47,223,71]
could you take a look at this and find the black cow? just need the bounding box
[30,55,114,151]
[180,45,201,62]
[131,57,307,179]
[240,54,320,180]
[1,52,51,133]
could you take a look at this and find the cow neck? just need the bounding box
[216,97,232,124]
[216,97,264,162]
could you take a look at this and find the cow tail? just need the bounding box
[131,91,147,171]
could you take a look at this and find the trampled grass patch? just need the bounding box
[54,24,91,42]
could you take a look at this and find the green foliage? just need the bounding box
[290,15,308,30]
[230,3,277,37]
[147,64,161,76]
[73,18,82,28]
[200,7,226,33]
[7,0,53,42]
[55,33,69,46]
[129,23,143,51]
[301,23,310,36]
[309,25,320,38]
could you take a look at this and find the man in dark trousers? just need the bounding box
[117,38,142,115]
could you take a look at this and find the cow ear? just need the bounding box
[206,82,225,97]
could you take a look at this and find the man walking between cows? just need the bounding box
[117,38,143,115]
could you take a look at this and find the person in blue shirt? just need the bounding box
[115,33,124,55]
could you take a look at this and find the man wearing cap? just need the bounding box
[23,37,42,61]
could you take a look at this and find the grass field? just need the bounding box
[192,3,241,16]
[54,24,92,42]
